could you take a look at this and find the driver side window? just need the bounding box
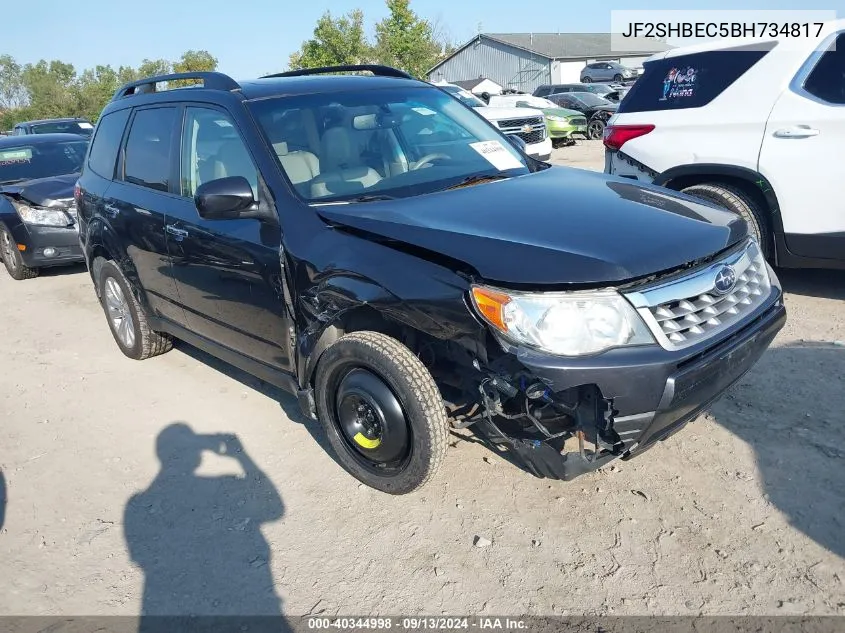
[180,107,259,199]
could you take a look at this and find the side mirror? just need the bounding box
[505,134,527,153]
[194,176,257,220]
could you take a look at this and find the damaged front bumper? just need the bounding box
[473,297,786,480]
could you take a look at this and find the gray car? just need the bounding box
[580,61,637,83]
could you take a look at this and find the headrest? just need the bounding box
[273,141,289,156]
[320,127,353,169]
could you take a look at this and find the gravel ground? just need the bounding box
[1,141,843,617]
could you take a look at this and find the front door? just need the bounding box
[164,105,293,372]
[759,31,845,261]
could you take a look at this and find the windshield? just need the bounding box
[569,92,614,107]
[441,85,486,108]
[31,121,94,136]
[0,140,88,184]
[585,84,613,95]
[248,86,530,203]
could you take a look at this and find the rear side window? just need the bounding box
[87,109,130,178]
[618,42,776,113]
[803,33,845,104]
[535,86,550,97]
[123,107,177,192]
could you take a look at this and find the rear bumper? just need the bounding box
[11,222,83,268]
[504,293,786,479]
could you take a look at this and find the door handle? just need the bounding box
[773,125,820,138]
[104,203,120,218]
[165,224,189,241]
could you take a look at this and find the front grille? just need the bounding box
[623,240,772,350]
[495,116,547,144]
[517,129,546,144]
[496,117,543,128]
[570,117,587,126]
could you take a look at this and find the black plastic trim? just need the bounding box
[157,318,299,394]
[782,232,845,267]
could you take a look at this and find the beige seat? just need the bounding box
[210,138,259,194]
[310,127,382,198]
[273,142,320,193]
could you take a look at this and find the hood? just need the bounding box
[474,106,543,121]
[0,173,78,207]
[316,168,748,286]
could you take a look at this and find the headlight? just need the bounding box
[546,115,567,122]
[471,285,654,356]
[13,201,71,227]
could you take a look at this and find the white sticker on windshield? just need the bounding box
[78,122,94,129]
[469,140,523,171]
[412,107,436,116]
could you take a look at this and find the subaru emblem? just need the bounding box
[713,265,737,295]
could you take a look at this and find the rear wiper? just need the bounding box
[441,173,509,191]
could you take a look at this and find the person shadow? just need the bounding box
[124,423,292,632]
[0,469,6,532]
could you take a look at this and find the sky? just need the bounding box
[3,0,842,79]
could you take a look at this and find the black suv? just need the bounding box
[13,118,95,137]
[76,66,786,494]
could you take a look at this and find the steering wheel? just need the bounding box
[411,153,451,170]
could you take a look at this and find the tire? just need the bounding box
[97,260,172,360]
[314,331,448,494]
[613,74,624,82]
[0,226,39,280]
[587,118,606,140]
[581,76,592,83]
[680,183,771,257]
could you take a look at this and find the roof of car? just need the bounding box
[0,133,88,148]
[236,74,423,100]
[15,118,90,126]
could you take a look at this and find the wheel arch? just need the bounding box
[654,163,785,262]
[85,219,152,312]
[297,277,411,390]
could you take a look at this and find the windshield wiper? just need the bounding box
[441,173,510,191]
[348,194,396,202]
[311,193,397,207]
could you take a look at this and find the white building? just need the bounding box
[428,33,670,93]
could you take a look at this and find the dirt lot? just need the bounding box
[1,141,844,617]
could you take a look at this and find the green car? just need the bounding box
[488,95,588,144]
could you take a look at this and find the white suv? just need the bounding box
[604,20,845,270]
[434,83,553,160]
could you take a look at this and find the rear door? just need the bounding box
[164,104,293,372]
[759,31,845,259]
[105,105,187,325]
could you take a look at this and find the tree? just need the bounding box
[0,55,27,111]
[137,58,172,79]
[21,60,77,119]
[373,0,444,78]
[289,9,371,70]
[172,50,218,74]
[72,65,121,122]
